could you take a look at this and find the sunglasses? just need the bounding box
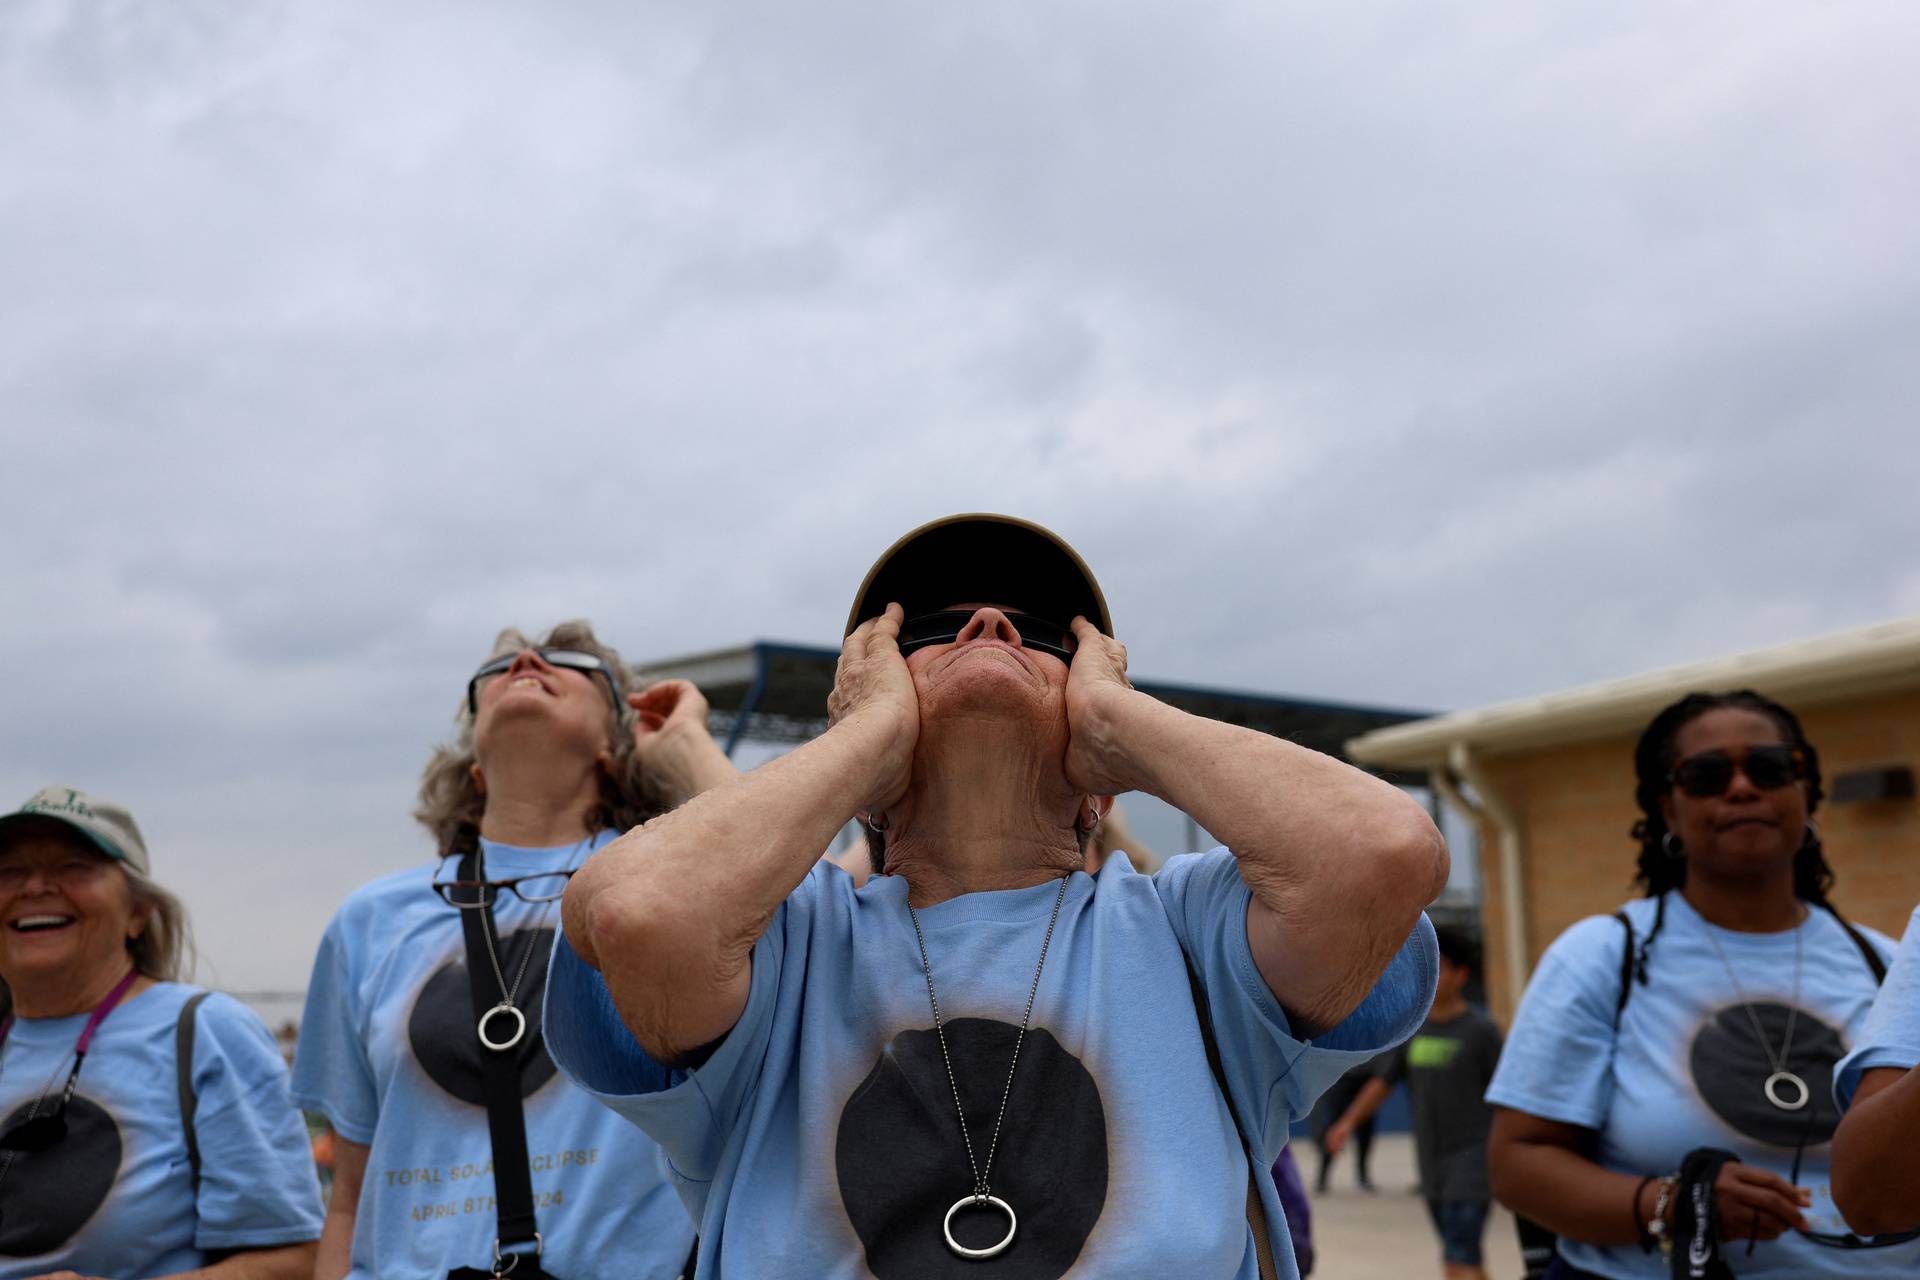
[1668,744,1806,798]
[1796,1225,1920,1251]
[467,648,624,716]
[1778,1109,1920,1250]
[895,611,1077,663]
[430,866,577,908]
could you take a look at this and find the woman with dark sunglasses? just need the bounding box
[1486,690,1915,1277]
[291,621,736,1280]
[0,786,322,1278]
[541,514,1446,1280]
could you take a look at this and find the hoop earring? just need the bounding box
[1800,819,1820,850]
[865,813,891,833]
[1661,832,1684,859]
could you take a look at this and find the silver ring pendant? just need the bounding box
[1764,1070,1810,1112]
[944,1195,1017,1260]
[477,1003,527,1052]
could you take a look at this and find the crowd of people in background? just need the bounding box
[3,514,1919,1280]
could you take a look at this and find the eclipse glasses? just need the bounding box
[467,648,624,716]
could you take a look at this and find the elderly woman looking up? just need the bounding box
[546,515,1446,1280]
[292,622,736,1280]
[0,787,321,1279]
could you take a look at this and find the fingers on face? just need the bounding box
[1069,617,1125,672]
[632,680,686,718]
[866,603,904,655]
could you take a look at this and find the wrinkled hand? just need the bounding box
[1711,1163,1810,1241]
[827,603,919,812]
[1063,616,1137,796]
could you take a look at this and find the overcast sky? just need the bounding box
[4,1,1917,993]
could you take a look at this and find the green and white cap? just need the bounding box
[0,786,151,876]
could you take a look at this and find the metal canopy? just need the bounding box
[635,641,1434,785]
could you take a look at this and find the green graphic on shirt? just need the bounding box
[1407,1034,1462,1070]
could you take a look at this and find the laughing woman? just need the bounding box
[0,787,321,1279]
[292,622,736,1280]
[1486,691,1918,1277]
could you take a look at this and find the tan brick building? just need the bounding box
[1347,618,1920,1024]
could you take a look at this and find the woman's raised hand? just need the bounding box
[630,679,711,746]
[628,679,735,806]
[827,603,919,813]
[1063,616,1138,797]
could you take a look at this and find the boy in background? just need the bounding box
[1325,926,1501,1280]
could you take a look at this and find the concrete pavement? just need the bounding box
[1300,1133,1523,1280]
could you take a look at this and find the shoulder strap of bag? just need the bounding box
[1821,905,1889,985]
[1183,957,1279,1280]
[454,850,546,1270]
[1517,912,1636,1273]
[177,990,213,1196]
[1612,910,1638,1026]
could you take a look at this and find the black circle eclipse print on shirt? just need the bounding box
[836,1018,1107,1280]
[407,926,558,1105]
[1688,1001,1847,1149]
[0,1094,120,1256]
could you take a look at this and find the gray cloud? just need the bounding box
[3,0,1916,988]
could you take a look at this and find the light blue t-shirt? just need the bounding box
[0,982,322,1278]
[1835,904,1920,1107]
[545,849,1438,1280]
[291,833,695,1279]
[1486,893,1911,1278]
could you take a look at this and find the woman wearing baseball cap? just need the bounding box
[0,786,322,1277]
[544,514,1447,1280]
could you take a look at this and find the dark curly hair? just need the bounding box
[1626,689,1838,970]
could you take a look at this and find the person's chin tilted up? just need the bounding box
[545,513,1449,1280]
[291,621,736,1280]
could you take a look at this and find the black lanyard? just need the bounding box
[448,848,555,1280]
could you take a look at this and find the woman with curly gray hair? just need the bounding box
[292,620,736,1280]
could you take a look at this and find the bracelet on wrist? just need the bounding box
[1632,1174,1658,1252]
[1647,1174,1678,1255]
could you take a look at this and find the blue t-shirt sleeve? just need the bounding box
[1484,914,1625,1128]
[188,994,326,1249]
[1154,849,1438,1158]
[1835,906,1920,1109]
[544,906,787,1197]
[289,909,380,1143]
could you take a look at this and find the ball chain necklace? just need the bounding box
[907,873,1069,1261]
[472,836,591,1053]
[1699,907,1807,1112]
